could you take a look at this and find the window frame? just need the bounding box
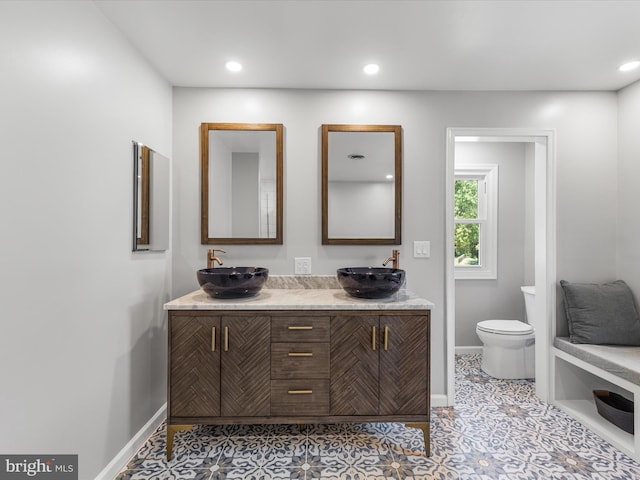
[454,164,498,280]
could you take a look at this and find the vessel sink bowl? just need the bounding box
[197,267,269,299]
[336,267,406,299]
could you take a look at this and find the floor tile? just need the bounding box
[117,354,640,479]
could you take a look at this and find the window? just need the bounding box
[454,164,498,279]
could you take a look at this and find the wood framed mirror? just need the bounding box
[322,124,402,245]
[133,141,170,252]
[201,123,283,244]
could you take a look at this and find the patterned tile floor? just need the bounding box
[116,355,640,479]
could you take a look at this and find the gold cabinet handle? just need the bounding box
[384,325,389,351]
[372,326,377,351]
[287,390,313,395]
[288,352,313,357]
[224,326,229,351]
[288,326,313,330]
[211,327,216,352]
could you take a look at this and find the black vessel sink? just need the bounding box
[197,267,269,299]
[336,267,406,299]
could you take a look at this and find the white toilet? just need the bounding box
[476,286,536,379]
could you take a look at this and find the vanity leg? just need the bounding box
[405,422,430,456]
[166,424,192,461]
[298,424,305,431]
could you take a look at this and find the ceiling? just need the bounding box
[95,0,640,91]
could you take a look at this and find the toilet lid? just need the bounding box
[477,320,534,335]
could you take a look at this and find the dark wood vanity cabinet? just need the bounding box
[168,313,270,419]
[330,314,429,417]
[170,315,220,418]
[270,316,331,416]
[330,315,379,415]
[167,309,430,459]
[220,315,271,416]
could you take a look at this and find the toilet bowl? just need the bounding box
[476,286,536,379]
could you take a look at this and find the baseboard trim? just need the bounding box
[94,403,166,480]
[455,346,482,355]
[430,394,449,407]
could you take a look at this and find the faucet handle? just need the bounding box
[382,249,400,269]
[207,248,227,268]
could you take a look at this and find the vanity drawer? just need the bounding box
[271,316,330,342]
[271,380,330,416]
[271,343,329,379]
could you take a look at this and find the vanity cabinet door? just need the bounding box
[169,314,221,418]
[220,316,271,417]
[379,315,429,415]
[330,315,379,415]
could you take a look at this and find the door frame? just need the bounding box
[445,128,557,404]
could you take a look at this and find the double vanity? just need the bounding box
[163,275,433,459]
[145,120,429,458]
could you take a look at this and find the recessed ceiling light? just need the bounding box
[363,64,380,75]
[619,60,640,72]
[225,61,243,72]
[386,174,394,180]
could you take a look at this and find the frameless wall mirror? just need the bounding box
[201,123,283,244]
[132,141,170,251]
[322,124,402,245]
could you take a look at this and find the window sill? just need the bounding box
[455,269,497,280]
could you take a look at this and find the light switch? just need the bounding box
[413,241,430,258]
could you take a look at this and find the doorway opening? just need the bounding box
[445,128,556,405]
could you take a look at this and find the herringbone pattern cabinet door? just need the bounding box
[379,315,428,415]
[170,315,221,417]
[330,315,379,415]
[221,316,271,417]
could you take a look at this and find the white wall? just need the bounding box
[0,2,172,478]
[172,88,619,397]
[231,152,260,237]
[209,133,232,237]
[454,142,529,347]
[328,182,395,238]
[617,79,640,296]
[524,143,536,286]
[150,151,171,250]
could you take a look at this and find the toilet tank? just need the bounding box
[521,286,536,327]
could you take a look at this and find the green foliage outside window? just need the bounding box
[454,179,479,265]
[454,179,478,218]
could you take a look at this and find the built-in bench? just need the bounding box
[552,337,640,461]
[554,338,640,386]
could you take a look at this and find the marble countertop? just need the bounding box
[164,288,433,311]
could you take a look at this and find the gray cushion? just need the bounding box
[560,280,640,345]
[554,337,640,386]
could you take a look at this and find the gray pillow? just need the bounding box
[560,280,640,345]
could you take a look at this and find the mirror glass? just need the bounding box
[133,141,170,251]
[201,123,283,244]
[322,124,402,245]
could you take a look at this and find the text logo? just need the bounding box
[0,456,77,480]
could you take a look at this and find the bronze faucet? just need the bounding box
[382,249,400,269]
[207,248,226,268]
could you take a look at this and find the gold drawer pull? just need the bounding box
[288,389,313,395]
[224,326,229,351]
[288,352,313,357]
[211,327,216,352]
[288,326,313,330]
[372,326,377,351]
[384,325,389,351]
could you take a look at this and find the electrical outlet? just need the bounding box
[294,257,312,274]
[413,241,430,258]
